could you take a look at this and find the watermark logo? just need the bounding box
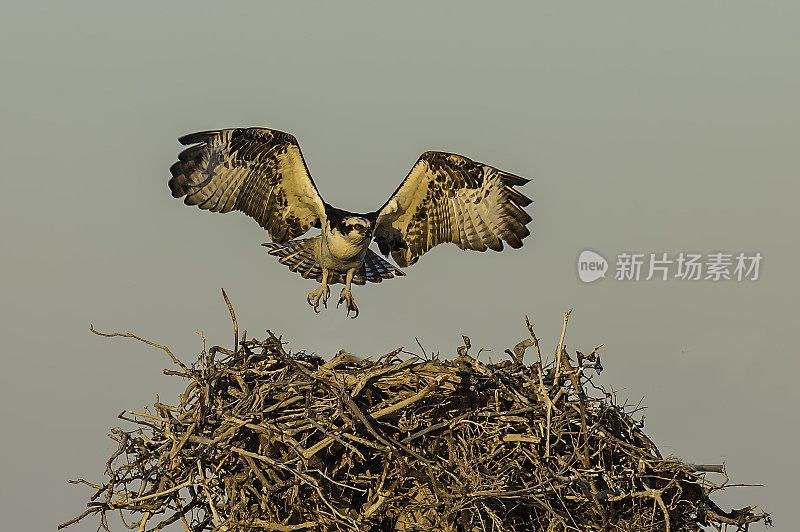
[578,250,609,283]
[578,251,763,283]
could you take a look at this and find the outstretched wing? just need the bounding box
[373,151,532,267]
[168,128,325,244]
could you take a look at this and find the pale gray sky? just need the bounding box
[1,2,797,530]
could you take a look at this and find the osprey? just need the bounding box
[168,127,532,317]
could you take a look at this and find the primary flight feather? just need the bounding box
[169,127,533,317]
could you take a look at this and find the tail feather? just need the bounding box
[299,256,318,279]
[355,249,405,284]
[263,239,405,285]
[263,237,324,283]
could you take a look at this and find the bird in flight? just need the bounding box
[168,127,533,317]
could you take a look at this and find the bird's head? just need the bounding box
[337,216,373,242]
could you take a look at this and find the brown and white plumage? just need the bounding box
[373,151,533,267]
[168,127,532,317]
[168,128,325,244]
[262,237,404,285]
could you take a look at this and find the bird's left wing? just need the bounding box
[168,128,325,244]
[373,151,532,267]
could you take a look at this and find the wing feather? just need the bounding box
[374,151,531,267]
[475,197,503,251]
[461,197,487,252]
[449,194,469,250]
[169,127,325,243]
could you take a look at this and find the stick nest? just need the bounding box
[62,306,770,531]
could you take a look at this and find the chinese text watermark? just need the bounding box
[578,251,762,283]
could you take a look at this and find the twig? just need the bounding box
[221,288,238,353]
[89,326,194,378]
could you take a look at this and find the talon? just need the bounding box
[307,281,329,313]
[321,285,329,308]
[337,287,359,318]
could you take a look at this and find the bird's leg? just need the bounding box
[337,268,359,318]
[307,268,330,313]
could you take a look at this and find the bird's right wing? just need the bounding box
[168,128,326,244]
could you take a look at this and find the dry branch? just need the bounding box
[63,303,770,531]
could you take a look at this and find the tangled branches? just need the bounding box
[61,301,769,531]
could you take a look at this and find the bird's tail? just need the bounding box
[263,238,404,285]
[357,248,405,285]
[263,237,325,282]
